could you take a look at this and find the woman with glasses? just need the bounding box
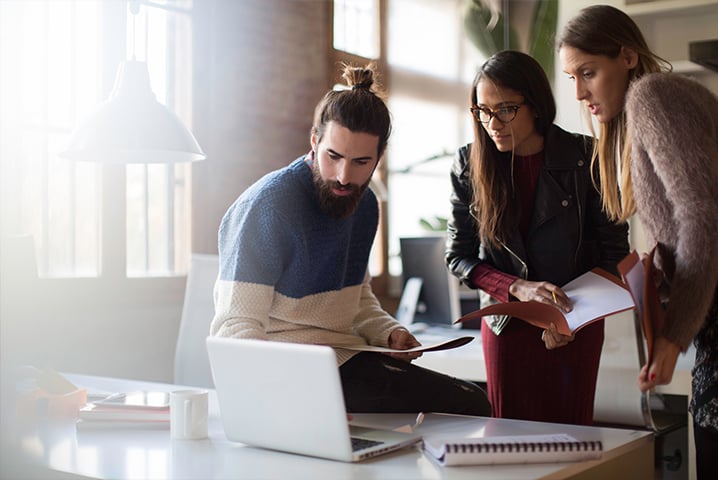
[559,5,718,474]
[445,50,629,425]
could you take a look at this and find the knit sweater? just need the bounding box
[625,72,718,351]
[210,156,400,364]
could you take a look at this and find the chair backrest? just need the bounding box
[173,253,219,388]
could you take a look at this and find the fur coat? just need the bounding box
[626,72,718,351]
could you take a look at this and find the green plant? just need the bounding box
[419,216,448,232]
[463,1,520,55]
[463,0,558,84]
[527,0,558,83]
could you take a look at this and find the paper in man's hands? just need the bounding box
[339,336,473,353]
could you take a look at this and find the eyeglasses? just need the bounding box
[470,104,523,124]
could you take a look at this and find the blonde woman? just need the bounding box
[559,5,718,476]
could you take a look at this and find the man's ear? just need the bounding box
[310,127,318,151]
[621,47,638,69]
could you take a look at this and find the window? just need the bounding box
[385,0,484,276]
[333,0,380,59]
[1,0,103,277]
[330,0,486,286]
[331,0,387,280]
[0,0,195,278]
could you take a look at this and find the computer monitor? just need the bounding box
[398,236,461,327]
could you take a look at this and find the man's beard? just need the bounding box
[312,164,370,219]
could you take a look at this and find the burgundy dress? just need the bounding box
[481,314,603,425]
[472,152,604,426]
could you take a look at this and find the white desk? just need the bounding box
[3,373,654,480]
[414,318,697,479]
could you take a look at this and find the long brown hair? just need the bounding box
[558,5,670,221]
[469,50,555,248]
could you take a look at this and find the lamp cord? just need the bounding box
[129,0,140,60]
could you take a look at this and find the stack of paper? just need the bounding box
[78,391,170,427]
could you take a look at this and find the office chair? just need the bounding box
[173,253,219,388]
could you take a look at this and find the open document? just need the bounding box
[457,268,635,336]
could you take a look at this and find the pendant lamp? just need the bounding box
[60,59,205,163]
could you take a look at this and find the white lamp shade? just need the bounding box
[60,60,206,163]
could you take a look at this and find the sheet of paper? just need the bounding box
[338,335,473,353]
[562,271,635,332]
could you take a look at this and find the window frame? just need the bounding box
[330,0,391,296]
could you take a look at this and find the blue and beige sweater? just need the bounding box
[210,156,400,364]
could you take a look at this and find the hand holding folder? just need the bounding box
[457,269,635,337]
[617,246,665,364]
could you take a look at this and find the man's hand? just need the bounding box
[386,328,423,362]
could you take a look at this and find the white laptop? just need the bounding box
[206,336,422,462]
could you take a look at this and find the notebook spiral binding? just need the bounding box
[448,440,603,454]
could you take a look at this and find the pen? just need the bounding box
[393,412,425,433]
[414,412,424,430]
[552,291,558,304]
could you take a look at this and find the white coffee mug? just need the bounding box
[170,389,208,440]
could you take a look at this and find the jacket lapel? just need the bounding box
[528,126,583,234]
[529,169,574,232]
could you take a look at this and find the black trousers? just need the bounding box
[339,351,491,416]
[695,422,718,480]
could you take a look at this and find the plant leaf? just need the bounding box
[528,0,559,84]
[463,0,520,57]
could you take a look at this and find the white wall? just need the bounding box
[555,0,718,136]
[554,0,718,252]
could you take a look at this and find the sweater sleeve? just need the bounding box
[469,263,518,303]
[626,73,718,350]
[353,271,404,346]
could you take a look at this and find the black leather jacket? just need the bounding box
[446,125,629,294]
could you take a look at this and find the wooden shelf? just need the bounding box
[625,0,718,17]
[671,60,712,75]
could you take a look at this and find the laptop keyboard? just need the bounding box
[351,437,384,451]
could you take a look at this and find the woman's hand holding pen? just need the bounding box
[508,278,572,312]
[509,279,575,349]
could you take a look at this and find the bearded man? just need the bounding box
[210,64,490,416]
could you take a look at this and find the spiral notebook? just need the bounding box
[423,433,603,466]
